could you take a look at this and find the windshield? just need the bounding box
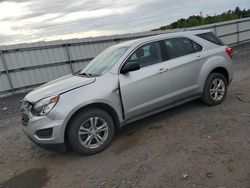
[78,46,128,76]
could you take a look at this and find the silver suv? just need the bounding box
[21,30,233,155]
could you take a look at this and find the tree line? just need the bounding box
[154,7,250,31]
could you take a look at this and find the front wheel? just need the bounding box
[68,108,115,155]
[202,73,228,106]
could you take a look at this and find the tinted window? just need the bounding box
[126,42,163,68]
[196,32,224,46]
[192,41,203,52]
[164,38,199,59]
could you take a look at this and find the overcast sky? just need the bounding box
[0,0,249,45]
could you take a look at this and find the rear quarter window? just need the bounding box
[196,32,224,46]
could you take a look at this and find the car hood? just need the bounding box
[24,74,96,103]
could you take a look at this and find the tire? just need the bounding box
[68,108,115,155]
[202,73,228,106]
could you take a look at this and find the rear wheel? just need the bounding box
[68,108,115,155]
[202,73,227,106]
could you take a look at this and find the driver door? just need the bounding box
[119,41,173,120]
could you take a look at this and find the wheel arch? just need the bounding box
[64,102,121,144]
[198,54,231,93]
[209,67,229,85]
[200,66,229,92]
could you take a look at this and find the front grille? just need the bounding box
[21,101,32,126]
[21,113,29,126]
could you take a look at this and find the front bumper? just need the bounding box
[22,112,65,146]
[25,133,66,152]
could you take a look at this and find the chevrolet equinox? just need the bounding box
[21,30,233,155]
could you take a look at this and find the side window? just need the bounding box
[164,37,202,59]
[126,42,163,68]
[192,41,203,52]
[196,32,224,46]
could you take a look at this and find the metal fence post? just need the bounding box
[214,25,217,35]
[236,21,240,44]
[0,50,14,93]
[65,43,74,73]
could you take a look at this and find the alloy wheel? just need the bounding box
[209,78,225,101]
[78,117,109,149]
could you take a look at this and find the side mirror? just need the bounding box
[121,62,140,74]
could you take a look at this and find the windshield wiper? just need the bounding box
[79,72,93,77]
[72,70,80,76]
[73,71,93,77]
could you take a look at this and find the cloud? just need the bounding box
[0,0,249,45]
[0,0,29,2]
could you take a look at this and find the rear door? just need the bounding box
[162,37,205,102]
[119,41,172,120]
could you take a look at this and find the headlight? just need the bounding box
[31,96,59,116]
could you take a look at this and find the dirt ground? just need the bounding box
[0,42,250,188]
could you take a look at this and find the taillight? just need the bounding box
[225,47,233,59]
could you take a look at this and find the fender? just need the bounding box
[198,55,231,93]
[60,98,123,142]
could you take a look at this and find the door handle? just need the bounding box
[196,55,204,61]
[157,68,168,74]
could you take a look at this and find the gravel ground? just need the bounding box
[0,43,250,188]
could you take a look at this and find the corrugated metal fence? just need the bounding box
[0,17,250,95]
